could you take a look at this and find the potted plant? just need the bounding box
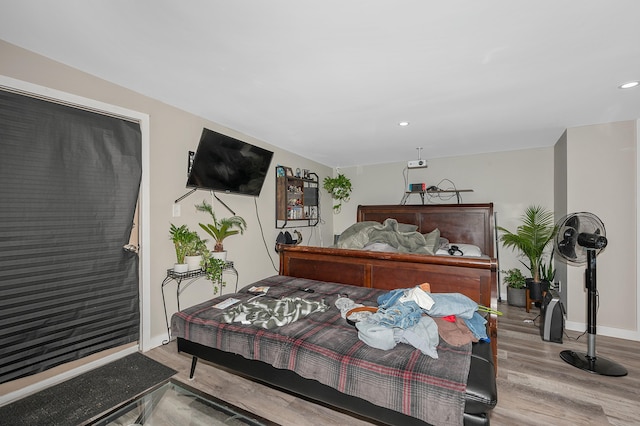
[184,233,208,271]
[323,173,352,213]
[502,268,527,307]
[497,205,558,301]
[201,250,227,295]
[195,200,247,261]
[169,224,199,273]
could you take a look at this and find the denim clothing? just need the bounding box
[426,292,478,319]
[376,300,423,329]
[355,321,397,350]
[399,316,439,359]
[356,315,440,359]
[357,287,487,355]
[463,312,489,341]
[377,288,406,309]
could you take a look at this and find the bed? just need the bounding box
[279,203,498,362]
[173,203,498,425]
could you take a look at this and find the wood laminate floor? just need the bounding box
[146,301,640,426]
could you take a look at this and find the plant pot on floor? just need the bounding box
[526,279,550,301]
[507,286,527,307]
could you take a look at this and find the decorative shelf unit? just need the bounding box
[401,189,473,205]
[276,167,320,228]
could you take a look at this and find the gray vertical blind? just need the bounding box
[0,89,142,384]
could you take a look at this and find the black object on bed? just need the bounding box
[173,276,497,426]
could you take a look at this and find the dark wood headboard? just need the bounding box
[357,203,495,257]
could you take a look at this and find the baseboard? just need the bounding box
[146,333,172,351]
[565,320,640,342]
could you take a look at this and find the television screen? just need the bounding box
[186,128,274,196]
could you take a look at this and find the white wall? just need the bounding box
[564,121,638,338]
[328,147,555,302]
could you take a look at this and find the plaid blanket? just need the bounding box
[171,275,471,426]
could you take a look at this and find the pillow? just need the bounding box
[362,242,398,252]
[436,243,483,257]
[422,228,440,255]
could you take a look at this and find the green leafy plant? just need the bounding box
[498,205,558,283]
[501,268,527,289]
[540,248,556,283]
[323,173,352,213]
[185,234,208,256]
[195,200,247,252]
[169,224,201,264]
[201,251,226,294]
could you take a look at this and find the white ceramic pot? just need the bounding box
[185,255,203,271]
[173,263,189,273]
[210,251,227,262]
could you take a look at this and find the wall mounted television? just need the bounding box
[186,128,274,197]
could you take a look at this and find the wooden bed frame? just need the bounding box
[278,203,499,364]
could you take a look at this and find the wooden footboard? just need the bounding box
[278,244,498,367]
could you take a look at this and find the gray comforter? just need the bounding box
[334,218,434,254]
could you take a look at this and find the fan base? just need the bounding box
[560,350,627,377]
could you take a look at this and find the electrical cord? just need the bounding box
[563,289,599,341]
[254,197,279,273]
[426,178,460,203]
[524,314,540,325]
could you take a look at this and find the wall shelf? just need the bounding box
[275,167,320,228]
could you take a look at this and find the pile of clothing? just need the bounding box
[335,284,489,359]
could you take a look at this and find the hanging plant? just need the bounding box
[201,251,226,295]
[323,173,352,213]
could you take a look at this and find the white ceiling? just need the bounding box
[1,1,640,167]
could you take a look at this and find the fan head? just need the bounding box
[555,212,607,265]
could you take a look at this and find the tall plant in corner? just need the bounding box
[195,200,247,253]
[323,173,352,213]
[497,205,558,283]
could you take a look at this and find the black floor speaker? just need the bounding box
[540,289,564,343]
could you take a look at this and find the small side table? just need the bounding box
[161,261,238,344]
[525,288,547,313]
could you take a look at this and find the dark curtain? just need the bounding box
[0,89,142,384]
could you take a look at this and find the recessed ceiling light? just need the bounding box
[398,121,410,127]
[618,81,639,89]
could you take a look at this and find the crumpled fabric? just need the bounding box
[398,316,440,359]
[357,286,485,356]
[433,316,477,346]
[356,316,440,359]
[334,296,363,318]
[425,292,478,319]
[377,288,405,308]
[335,219,431,254]
[399,286,435,310]
[376,301,423,329]
[222,297,329,329]
[464,311,489,341]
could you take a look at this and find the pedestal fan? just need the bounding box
[555,212,627,376]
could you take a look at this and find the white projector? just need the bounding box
[407,159,428,169]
